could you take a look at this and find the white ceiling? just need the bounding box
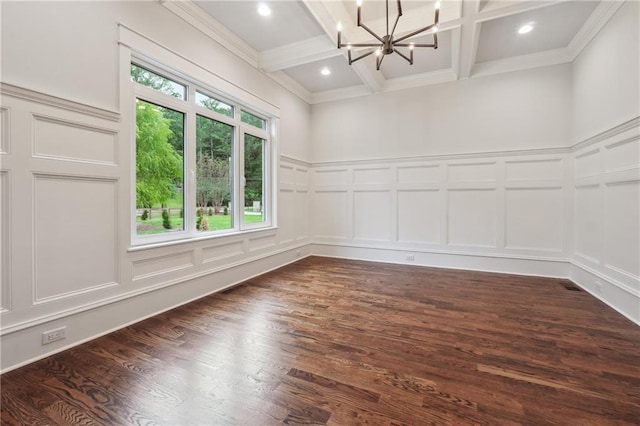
[166,0,623,104]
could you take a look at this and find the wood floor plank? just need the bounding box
[2,256,639,425]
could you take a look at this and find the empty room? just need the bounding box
[1,0,639,424]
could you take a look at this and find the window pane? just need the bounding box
[196,115,233,232]
[131,64,186,100]
[135,100,185,235]
[244,134,265,224]
[196,92,234,118]
[241,110,266,130]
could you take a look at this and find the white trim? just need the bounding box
[0,82,120,122]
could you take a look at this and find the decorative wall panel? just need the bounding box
[505,188,563,250]
[574,185,602,263]
[506,159,563,181]
[397,190,440,244]
[397,165,440,184]
[605,181,639,278]
[312,191,349,238]
[353,191,391,241]
[448,162,496,183]
[33,174,117,302]
[448,189,497,247]
[33,115,117,165]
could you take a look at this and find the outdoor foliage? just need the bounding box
[162,209,172,229]
[141,209,149,221]
[135,101,182,209]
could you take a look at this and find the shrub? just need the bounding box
[162,209,172,229]
[198,216,210,231]
[141,209,149,221]
[179,208,183,218]
[207,208,213,216]
[197,207,203,217]
[223,206,229,216]
[196,216,202,229]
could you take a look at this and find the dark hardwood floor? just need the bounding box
[2,256,639,425]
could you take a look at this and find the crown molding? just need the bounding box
[567,0,625,61]
[160,0,258,68]
[268,71,313,104]
[310,84,372,105]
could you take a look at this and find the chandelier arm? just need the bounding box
[376,53,386,71]
[391,0,403,36]
[349,49,376,65]
[359,22,385,43]
[396,43,436,48]
[393,23,436,44]
[433,32,438,48]
[393,48,412,65]
[341,43,383,48]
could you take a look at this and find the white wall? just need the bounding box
[0,1,312,372]
[569,1,640,323]
[572,1,640,144]
[311,64,572,162]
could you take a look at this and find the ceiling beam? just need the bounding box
[259,36,341,73]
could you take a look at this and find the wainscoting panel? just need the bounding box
[397,165,440,184]
[448,162,496,183]
[505,187,563,251]
[0,107,9,154]
[313,169,348,187]
[604,181,639,280]
[505,159,563,181]
[202,241,244,264]
[353,190,391,241]
[312,191,349,239]
[32,114,118,165]
[574,149,600,179]
[604,137,639,172]
[33,174,118,302]
[0,171,11,312]
[574,185,603,264]
[279,164,295,186]
[353,167,391,185]
[132,251,194,282]
[397,190,440,244]
[570,117,640,324]
[448,189,497,248]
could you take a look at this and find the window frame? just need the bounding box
[130,58,275,247]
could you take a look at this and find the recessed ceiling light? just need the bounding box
[320,67,331,76]
[257,3,271,17]
[518,23,534,34]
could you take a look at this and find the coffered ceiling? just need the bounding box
[163,0,623,104]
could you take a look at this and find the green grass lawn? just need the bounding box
[136,210,264,235]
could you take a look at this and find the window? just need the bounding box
[131,61,272,244]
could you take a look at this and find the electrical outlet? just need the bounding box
[42,327,66,345]
[595,281,603,293]
[406,254,415,261]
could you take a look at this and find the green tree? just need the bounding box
[196,156,230,213]
[135,101,183,208]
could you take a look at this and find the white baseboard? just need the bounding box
[311,243,570,279]
[569,261,640,326]
[0,247,311,374]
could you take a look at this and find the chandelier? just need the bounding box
[337,0,440,70]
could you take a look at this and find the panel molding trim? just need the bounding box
[0,83,120,122]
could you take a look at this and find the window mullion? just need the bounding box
[185,102,197,237]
